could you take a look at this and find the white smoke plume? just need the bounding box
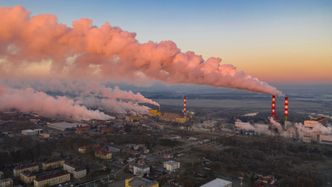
[0,80,159,116]
[235,118,332,140]
[0,6,282,95]
[0,84,111,121]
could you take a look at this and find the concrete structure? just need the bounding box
[42,159,64,170]
[63,163,87,179]
[20,171,36,184]
[13,163,39,177]
[163,160,180,172]
[133,164,150,176]
[0,178,13,187]
[47,122,79,131]
[200,178,232,187]
[319,134,332,145]
[125,177,159,187]
[33,170,70,187]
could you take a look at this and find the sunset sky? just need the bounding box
[0,0,331,84]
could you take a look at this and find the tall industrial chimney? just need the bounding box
[183,96,187,114]
[271,95,276,119]
[284,96,288,121]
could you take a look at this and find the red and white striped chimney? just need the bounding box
[271,95,276,119]
[284,96,288,121]
[183,96,187,114]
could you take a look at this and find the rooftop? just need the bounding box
[200,178,232,187]
[128,177,158,187]
[14,163,38,170]
[35,170,69,181]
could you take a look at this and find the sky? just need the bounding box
[0,0,331,84]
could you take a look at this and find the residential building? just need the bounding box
[133,164,150,176]
[33,170,70,187]
[13,163,39,177]
[63,163,87,179]
[42,159,64,170]
[20,171,36,184]
[0,178,13,187]
[78,146,88,154]
[95,147,112,160]
[163,160,180,172]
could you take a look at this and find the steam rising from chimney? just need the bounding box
[0,6,282,96]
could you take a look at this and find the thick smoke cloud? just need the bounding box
[0,80,159,116]
[0,6,282,95]
[0,84,111,120]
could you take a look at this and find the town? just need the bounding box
[1,95,332,187]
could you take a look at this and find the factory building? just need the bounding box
[125,177,159,187]
[33,170,70,187]
[47,122,80,131]
[21,129,42,136]
[13,163,39,177]
[163,160,180,172]
[41,159,64,170]
[200,178,232,187]
[159,113,188,124]
[304,120,323,129]
[148,109,161,117]
[0,178,13,187]
[319,134,332,145]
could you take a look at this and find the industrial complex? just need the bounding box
[0,94,332,187]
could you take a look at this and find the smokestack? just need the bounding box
[271,95,276,119]
[183,96,187,114]
[284,96,288,121]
